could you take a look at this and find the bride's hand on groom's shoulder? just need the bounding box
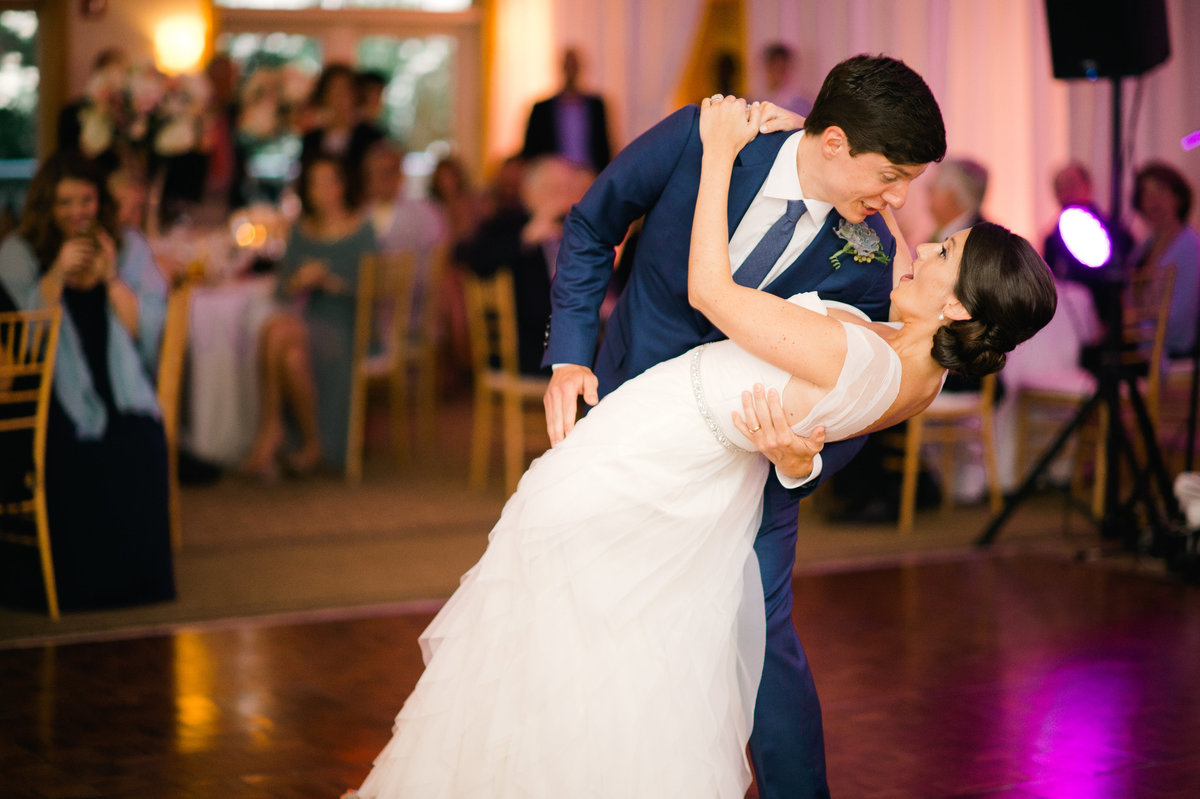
[699,94,762,154]
[757,102,805,135]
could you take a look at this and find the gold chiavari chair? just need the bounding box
[463,270,551,495]
[0,308,63,619]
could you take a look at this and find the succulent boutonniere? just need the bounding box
[829,220,891,270]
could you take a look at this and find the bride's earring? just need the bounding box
[938,312,945,321]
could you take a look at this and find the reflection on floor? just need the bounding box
[2,554,1198,797]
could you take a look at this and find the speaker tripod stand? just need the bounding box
[975,344,1198,581]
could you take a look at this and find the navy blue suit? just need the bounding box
[544,105,893,798]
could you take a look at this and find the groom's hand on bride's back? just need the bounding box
[545,364,600,446]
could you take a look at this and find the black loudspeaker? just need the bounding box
[1045,0,1171,79]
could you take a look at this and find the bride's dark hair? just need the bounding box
[931,221,1057,378]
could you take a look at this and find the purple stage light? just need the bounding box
[1058,206,1113,268]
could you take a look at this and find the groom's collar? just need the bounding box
[761,132,833,227]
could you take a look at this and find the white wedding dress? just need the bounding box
[351,293,901,798]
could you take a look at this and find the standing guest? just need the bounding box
[241,154,377,478]
[761,42,813,116]
[202,52,246,213]
[300,64,384,205]
[357,69,389,127]
[0,151,174,611]
[1129,161,1199,358]
[521,48,612,173]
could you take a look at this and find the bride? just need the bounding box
[345,97,1057,798]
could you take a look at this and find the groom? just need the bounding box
[543,55,945,797]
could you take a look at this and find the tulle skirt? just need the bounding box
[353,353,770,798]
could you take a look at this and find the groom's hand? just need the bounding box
[544,364,600,446]
[733,384,826,481]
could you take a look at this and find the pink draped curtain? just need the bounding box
[489,0,1198,244]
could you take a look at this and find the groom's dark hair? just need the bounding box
[804,54,946,167]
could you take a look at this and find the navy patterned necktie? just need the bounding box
[733,199,808,288]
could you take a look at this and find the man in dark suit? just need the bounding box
[542,55,946,798]
[521,48,612,174]
[460,156,589,375]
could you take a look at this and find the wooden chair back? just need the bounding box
[462,270,550,494]
[346,251,418,483]
[894,373,1002,535]
[464,269,522,380]
[0,308,63,619]
[157,284,192,550]
[1121,264,1175,424]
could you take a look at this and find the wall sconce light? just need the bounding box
[154,15,207,75]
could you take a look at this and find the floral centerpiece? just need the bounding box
[236,63,314,143]
[76,60,212,167]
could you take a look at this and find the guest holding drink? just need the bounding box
[0,151,173,611]
[241,154,377,478]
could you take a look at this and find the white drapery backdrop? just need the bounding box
[485,0,706,178]
[488,0,1198,244]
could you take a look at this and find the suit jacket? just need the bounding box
[543,105,895,495]
[522,93,612,173]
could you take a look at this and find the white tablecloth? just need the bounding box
[993,279,1102,490]
[183,275,277,466]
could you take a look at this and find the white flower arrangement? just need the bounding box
[76,60,212,160]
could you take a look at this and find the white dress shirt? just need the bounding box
[727,131,829,488]
[728,132,832,289]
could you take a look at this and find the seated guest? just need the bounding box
[362,141,446,259]
[362,140,447,337]
[107,165,153,235]
[1129,161,1199,359]
[458,155,589,375]
[926,157,988,242]
[241,154,377,478]
[429,155,485,392]
[0,151,174,611]
[1042,162,1133,320]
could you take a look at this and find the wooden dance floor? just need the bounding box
[2,552,1199,798]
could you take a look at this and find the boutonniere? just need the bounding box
[829,220,890,270]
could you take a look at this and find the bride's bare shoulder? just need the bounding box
[826,308,897,339]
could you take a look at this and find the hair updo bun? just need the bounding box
[930,222,1057,379]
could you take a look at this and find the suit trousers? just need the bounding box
[750,476,831,799]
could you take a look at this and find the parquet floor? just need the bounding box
[2,553,1198,798]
